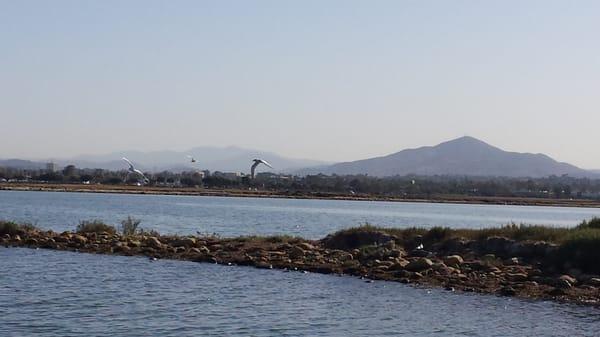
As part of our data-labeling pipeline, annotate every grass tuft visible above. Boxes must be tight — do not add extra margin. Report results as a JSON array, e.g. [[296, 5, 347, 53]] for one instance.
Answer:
[[76, 220, 117, 235]]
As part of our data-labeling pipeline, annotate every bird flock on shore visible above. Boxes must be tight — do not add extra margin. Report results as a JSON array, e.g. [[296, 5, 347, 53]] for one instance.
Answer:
[[121, 156, 273, 185]]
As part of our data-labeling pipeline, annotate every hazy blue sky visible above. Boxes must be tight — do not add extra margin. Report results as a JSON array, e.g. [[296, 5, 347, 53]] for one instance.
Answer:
[[1, 1, 599, 167]]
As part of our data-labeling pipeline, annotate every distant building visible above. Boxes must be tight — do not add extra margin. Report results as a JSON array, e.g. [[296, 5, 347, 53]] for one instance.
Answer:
[[46, 162, 58, 173]]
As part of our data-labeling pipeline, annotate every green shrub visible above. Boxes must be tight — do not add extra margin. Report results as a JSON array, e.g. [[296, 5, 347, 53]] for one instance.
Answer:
[[577, 217, 600, 229], [555, 229, 600, 274], [0, 221, 38, 236], [0, 221, 20, 236], [76, 220, 117, 235], [423, 227, 453, 243], [120, 216, 141, 236]]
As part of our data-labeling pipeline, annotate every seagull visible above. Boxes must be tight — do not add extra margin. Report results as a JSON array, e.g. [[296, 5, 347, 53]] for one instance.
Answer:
[[186, 155, 197, 163], [122, 157, 149, 184], [250, 159, 273, 179]]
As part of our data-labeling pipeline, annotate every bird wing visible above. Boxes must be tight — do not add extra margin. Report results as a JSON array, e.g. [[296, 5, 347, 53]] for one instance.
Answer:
[[259, 160, 273, 168], [122, 157, 134, 170]]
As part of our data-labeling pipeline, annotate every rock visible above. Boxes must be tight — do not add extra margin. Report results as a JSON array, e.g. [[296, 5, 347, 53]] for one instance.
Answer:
[[507, 273, 529, 282], [484, 236, 514, 255], [71, 234, 87, 245], [289, 246, 306, 259], [405, 258, 433, 272], [410, 249, 433, 258], [174, 246, 186, 253], [383, 240, 396, 250], [504, 257, 520, 265], [588, 278, 600, 286], [114, 245, 131, 253], [145, 237, 162, 249], [555, 278, 573, 289], [443, 255, 464, 267], [199, 246, 211, 254], [171, 237, 196, 247], [481, 254, 496, 262], [298, 242, 315, 251], [499, 286, 516, 296], [388, 249, 404, 258], [188, 247, 202, 254], [548, 287, 567, 296], [128, 240, 142, 248], [559, 275, 577, 286], [441, 237, 470, 253], [13, 235, 22, 243], [25, 238, 38, 245]]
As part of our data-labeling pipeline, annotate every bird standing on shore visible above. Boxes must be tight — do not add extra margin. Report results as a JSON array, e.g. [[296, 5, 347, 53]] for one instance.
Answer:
[[122, 157, 149, 184], [250, 159, 273, 179]]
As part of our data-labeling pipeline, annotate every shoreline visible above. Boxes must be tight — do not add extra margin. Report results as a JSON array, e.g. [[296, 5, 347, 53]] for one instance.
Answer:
[[2, 183, 600, 208], [3, 224, 600, 307]]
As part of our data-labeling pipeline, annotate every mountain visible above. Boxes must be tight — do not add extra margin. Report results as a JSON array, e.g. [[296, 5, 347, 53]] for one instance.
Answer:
[[302, 136, 596, 178], [58, 146, 327, 173], [0, 159, 47, 170]]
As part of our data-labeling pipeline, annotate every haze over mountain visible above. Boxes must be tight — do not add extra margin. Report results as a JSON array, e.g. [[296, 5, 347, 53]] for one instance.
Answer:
[[0, 146, 327, 174], [301, 136, 597, 178]]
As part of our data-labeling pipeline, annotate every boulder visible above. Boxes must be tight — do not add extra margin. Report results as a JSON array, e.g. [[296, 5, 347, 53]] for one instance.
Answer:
[[71, 234, 87, 245], [405, 258, 433, 272], [199, 246, 211, 254], [442, 255, 464, 267], [507, 273, 529, 282], [298, 242, 315, 251], [587, 278, 600, 286], [499, 286, 517, 296], [170, 237, 196, 247], [25, 238, 38, 245], [559, 275, 577, 286], [145, 237, 162, 249], [410, 249, 433, 258], [127, 240, 142, 248], [484, 236, 514, 255], [289, 246, 306, 259]]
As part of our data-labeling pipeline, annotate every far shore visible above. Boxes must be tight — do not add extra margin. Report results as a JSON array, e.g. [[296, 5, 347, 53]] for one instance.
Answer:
[[2, 182, 600, 208]]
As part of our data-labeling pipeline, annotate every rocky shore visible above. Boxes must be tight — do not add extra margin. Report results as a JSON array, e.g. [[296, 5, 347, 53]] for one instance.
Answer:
[[2, 225, 600, 306]]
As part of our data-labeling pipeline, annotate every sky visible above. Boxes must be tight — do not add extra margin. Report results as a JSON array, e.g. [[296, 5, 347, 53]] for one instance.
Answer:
[[1, 1, 599, 168]]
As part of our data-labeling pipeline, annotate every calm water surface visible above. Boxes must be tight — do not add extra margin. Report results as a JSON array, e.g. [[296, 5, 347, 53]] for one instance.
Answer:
[[1, 248, 599, 337], [1, 190, 599, 238]]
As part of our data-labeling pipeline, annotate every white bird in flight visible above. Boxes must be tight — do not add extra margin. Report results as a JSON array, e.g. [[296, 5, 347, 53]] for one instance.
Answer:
[[122, 157, 149, 184], [250, 159, 273, 179]]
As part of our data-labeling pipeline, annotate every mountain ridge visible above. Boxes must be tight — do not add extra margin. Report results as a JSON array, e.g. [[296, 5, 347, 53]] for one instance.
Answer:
[[300, 136, 597, 178]]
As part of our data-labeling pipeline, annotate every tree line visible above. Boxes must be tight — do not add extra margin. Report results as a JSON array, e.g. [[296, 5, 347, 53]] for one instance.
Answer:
[[2, 165, 600, 200]]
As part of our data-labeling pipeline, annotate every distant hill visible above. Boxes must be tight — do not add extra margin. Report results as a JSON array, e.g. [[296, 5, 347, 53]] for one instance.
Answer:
[[0, 159, 46, 170], [301, 136, 597, 178]]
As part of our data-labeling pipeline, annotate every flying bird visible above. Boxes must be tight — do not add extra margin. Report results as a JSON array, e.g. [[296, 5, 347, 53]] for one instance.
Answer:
[[122, 157, 149, 184], [250, 159, 273, 179], [186, 155, 197, 163]]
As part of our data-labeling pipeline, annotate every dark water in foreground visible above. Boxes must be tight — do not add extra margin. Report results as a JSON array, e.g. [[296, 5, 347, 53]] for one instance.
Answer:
[[1, 248, 599, 337], [1, 191, 599, 238]]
